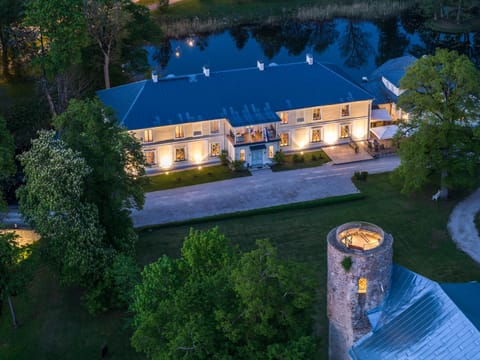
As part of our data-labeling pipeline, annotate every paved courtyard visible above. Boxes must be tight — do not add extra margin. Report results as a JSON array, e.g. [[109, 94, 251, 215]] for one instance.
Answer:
[[132, 156, 400, 227]]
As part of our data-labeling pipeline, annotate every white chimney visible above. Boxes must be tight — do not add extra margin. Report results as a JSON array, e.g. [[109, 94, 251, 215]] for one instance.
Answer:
[[203, 66, 210, 77], [152, 70, 158, 83], [257, 60, 265, 71], [306, 53, 314, 65]]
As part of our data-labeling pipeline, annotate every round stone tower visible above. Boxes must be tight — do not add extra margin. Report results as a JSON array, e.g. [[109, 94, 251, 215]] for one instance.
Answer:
[[327, 221, 393, 360]]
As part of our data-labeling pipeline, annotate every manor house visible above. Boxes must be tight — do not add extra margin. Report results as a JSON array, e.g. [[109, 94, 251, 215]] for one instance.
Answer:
[[97, 55, 375, 171]]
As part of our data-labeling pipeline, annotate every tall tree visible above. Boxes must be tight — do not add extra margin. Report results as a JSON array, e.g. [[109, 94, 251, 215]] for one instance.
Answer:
[[53, 98, 145, 254], [83, 0, 131, 89], [0, 232, 32, 328], [17, 130, 108, 288], [130, 228, 317, 359], [395, 48, 480, 197], [0, 0, 25, 78], [0, 115, 15, 209], [25, 0, 89, 115], [17, 128, 141, 312]]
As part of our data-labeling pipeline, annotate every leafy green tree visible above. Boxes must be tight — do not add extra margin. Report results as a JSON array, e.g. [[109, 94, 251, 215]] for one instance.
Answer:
[[0, 231, 31, 328], [17, 130, 109, 288], [130, 228, 317, 359], [0, 0, 25, 78], [83, 0, 131, 89], [53, 98, 146, 254], [396, 48, 480, 198], [17, 128, 142, 312], [25, 0, 89, 115]]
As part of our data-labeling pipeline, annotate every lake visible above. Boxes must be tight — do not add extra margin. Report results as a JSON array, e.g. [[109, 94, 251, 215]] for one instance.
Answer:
[[147, 14, 478, 82]]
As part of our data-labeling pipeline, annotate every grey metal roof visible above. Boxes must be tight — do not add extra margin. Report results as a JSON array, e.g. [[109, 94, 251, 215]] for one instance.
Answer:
[[97, 62, 373, 130], [361, 55, 416, 106], [350, 265, 480, 360]]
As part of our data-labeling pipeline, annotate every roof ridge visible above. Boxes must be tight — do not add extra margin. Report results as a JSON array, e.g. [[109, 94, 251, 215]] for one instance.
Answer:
[[122, 81, 147, 124], [318, 63, 374, 100], [155, 61, 310, 81]]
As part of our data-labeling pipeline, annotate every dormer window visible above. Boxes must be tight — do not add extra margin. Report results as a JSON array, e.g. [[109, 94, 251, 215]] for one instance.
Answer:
[[144, 129, 153, 142], [341, 104, 350, 117]]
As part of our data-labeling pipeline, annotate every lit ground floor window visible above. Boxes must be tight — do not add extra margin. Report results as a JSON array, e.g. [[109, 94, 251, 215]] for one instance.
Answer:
[[175, 147, 186, 161]]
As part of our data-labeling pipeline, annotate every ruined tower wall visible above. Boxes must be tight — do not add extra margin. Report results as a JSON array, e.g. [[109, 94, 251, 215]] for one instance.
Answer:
[[327, 222, 393, 360]]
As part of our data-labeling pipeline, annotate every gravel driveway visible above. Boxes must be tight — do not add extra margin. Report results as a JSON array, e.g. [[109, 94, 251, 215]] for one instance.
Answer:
[[132, 156, 400, 227]]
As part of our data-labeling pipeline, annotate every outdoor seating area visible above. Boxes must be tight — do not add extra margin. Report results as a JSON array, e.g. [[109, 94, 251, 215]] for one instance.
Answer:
[[227, 126, 278, 145], [365, 138, 396, 157]]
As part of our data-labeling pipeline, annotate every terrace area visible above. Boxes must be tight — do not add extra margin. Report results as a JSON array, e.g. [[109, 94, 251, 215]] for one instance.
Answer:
[[227, 125, 279, 145]]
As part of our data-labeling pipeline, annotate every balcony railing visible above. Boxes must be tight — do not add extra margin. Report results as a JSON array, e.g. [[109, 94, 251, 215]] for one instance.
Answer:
[[227, 127, 279, 145]]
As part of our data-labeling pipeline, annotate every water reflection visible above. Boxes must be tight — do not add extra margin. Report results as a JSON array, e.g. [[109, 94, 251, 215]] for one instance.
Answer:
[[374, 17, 409, 66], [338, 20, 373, 68], [147, 11, 479, 81]]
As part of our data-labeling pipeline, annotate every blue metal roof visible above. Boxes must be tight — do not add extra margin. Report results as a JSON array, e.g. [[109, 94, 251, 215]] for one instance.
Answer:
[[97, 62, 373, 130], [361, 55, 417, 106], [350, 265, 480, 360]]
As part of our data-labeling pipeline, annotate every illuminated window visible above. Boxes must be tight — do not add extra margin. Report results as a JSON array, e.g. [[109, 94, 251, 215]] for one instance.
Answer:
[[211, 143, 220, 157], [268, 145, 274, 158], [341, 104, 350, 117], [210, 120, 220, 134], [313, 108, 321, 121], [280, 112, 288, 124], [193, 123, 202, 136], [144, 129, 153, 142], [175, 126, 184, 139], [175, 148, 186, 161], [340, 124, 350, 139], [280, 133, 289, 147], [296, 110, 304, 123], [239, 149, 245, 161], [144, 150, 155, 165], [358, 278, 367, 294], [312, 128, 322, 143]]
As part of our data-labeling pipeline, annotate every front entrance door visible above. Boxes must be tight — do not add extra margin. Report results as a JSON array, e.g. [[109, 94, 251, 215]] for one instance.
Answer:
[[251, 150, 263, 166]]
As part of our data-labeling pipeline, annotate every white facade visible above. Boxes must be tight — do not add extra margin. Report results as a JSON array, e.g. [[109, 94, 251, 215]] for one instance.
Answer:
[[134, 99, 372, 172]]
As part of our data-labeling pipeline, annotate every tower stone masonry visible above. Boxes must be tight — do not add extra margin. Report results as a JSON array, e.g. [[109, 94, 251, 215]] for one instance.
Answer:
[[327, 222, 393, 360]]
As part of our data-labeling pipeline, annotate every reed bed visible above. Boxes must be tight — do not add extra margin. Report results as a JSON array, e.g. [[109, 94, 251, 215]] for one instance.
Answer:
[[160, 0, 415, 38]]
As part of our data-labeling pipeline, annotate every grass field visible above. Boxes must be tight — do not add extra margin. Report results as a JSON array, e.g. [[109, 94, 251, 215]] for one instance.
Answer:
[[143, 164, 250, 192], [2, 173, 479, 359]]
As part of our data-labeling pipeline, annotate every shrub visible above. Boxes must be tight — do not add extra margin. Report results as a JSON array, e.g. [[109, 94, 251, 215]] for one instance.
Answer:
[[354, 171, 368, 181], [292, 154, 305, 163], [230, 160, 245, 172], [341, 256, 352, 272], [273, 150, 286, 165], [219, 150, 229, 166], [311, 154, 317, 161]]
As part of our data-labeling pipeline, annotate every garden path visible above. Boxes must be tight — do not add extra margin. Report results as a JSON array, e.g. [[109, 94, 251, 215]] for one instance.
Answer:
[[448, 188, 480, 264]]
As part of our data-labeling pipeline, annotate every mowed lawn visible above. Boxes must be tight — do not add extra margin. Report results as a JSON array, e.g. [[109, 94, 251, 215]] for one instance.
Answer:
[[2, 173, 480, 359], [143, 164, 250, 192]]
